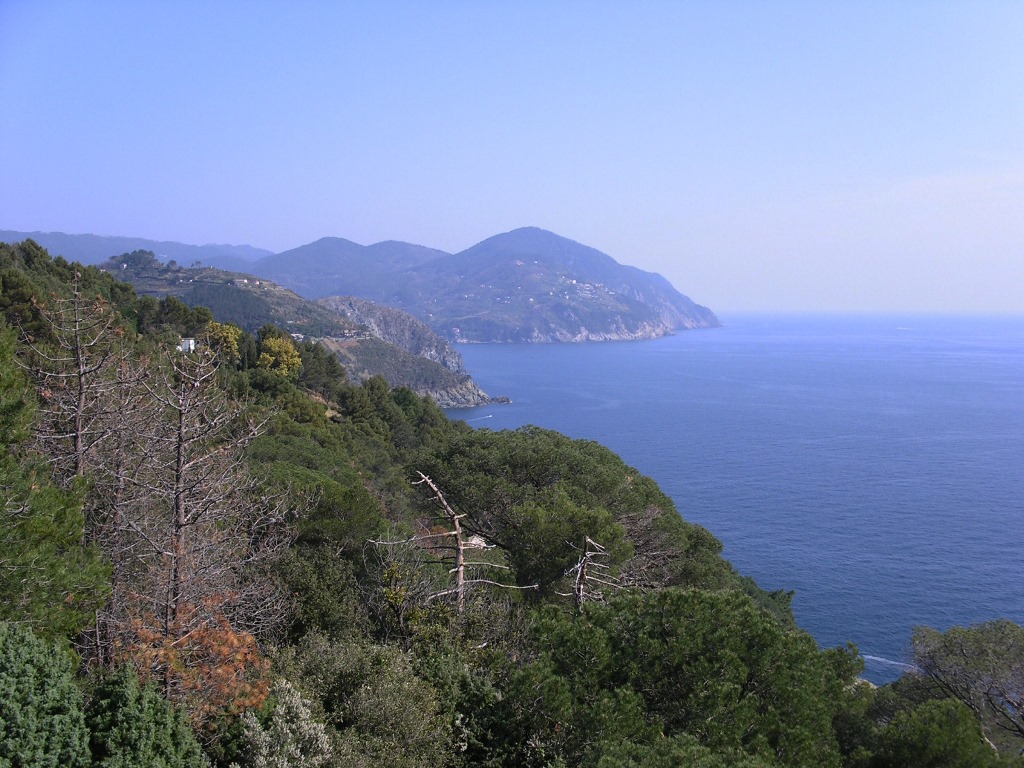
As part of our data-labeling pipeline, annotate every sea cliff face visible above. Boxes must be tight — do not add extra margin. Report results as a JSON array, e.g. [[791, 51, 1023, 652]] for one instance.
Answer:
[[315, 296, 504, 406], [518, 320, 675, 344], [419, 376, 509, 409], [315, 334, 504, 409], [317, 296, 468, 372]]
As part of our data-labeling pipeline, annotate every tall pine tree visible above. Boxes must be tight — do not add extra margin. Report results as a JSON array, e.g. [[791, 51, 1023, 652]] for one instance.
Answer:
[[0, 321, 108, 638]]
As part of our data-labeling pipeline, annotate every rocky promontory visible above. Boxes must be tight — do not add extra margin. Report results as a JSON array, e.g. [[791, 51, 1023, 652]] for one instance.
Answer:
[[316, 296, 507, 407]]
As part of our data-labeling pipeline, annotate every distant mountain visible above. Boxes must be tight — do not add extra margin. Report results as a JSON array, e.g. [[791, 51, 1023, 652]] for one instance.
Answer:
[[5, 227, 719, 343], [0, 230, 272, 271], [254, 238, 448, 299], [396, 227, 719, 342], [251, 227, 719, 342]]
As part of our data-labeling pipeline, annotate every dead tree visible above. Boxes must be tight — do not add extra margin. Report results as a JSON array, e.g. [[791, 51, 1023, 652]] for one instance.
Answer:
[[17, 274, 129, 484], [616, 504, 695, 590], [370, 472, 536, 617], [86, 351, 163, 666], [559, 536, 622, 610], [14, 281, 158, 664], [142, 345, 285, 627], [109, 342, 293, 716]]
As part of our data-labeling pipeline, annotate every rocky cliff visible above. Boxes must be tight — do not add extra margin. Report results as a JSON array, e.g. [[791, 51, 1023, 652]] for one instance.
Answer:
[[316, 337, 501, 409], [317, 296, 467, 372]]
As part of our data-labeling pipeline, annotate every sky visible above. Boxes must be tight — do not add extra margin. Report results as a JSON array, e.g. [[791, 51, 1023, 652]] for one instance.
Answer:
[[2, 2, 1023, 313]]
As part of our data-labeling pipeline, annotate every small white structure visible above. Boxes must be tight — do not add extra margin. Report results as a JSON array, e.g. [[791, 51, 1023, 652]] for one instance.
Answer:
[[177, 337, 197, 353]]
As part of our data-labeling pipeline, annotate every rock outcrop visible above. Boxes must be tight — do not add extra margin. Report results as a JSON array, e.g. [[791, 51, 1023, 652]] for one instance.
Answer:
[[317, 296, 467, 372]]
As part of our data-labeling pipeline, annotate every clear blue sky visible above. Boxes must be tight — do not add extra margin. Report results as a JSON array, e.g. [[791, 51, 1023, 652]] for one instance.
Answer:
[[2, 1, 1022, 312]]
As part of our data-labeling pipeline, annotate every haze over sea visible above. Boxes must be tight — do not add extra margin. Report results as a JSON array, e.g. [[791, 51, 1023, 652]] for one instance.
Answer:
[[448, 314, 1024, 684]]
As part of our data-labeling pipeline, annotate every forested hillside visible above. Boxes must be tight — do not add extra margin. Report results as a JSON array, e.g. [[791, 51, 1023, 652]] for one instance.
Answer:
[[92, 249, 497, 407], [1, 239, 1021, 767]]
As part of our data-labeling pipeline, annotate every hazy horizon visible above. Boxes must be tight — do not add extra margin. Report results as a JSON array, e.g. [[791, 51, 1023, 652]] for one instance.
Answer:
[[2, 3, 1022, 313]]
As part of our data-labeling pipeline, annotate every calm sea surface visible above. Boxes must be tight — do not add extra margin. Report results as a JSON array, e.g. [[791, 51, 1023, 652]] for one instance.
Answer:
[[446, 314, 1024, 684]]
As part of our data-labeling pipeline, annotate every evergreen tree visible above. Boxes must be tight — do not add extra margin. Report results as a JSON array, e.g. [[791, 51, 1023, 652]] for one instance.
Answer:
[[0, 622, 91, 768], [86, 665, 210, 768], [0, 322, 109, 637], [912, 620, 1024, 750], [872, 698, 1004, 768]]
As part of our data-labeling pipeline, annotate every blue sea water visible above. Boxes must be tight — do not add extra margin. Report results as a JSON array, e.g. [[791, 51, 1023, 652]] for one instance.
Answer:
[[447, 314, 1024, 684]]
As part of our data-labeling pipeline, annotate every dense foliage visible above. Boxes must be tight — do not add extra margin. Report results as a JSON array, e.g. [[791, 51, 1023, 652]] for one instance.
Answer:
[[1, 239, 1021, 767], [86, 666, 210, 767], [0, 622, 91, 768]]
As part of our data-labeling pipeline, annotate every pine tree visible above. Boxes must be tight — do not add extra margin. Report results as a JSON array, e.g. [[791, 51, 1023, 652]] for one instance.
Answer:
[[18, 272, 127, 484], [116, 342, 291, 724], [0, 322, 109, 637], [86, 665, 210, 768], [0, 622, 91, 768]]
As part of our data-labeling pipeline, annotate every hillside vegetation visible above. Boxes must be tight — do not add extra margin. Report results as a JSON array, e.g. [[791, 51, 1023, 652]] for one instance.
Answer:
[[1, 238, 1021, 767], [93, 250, 497, 407]]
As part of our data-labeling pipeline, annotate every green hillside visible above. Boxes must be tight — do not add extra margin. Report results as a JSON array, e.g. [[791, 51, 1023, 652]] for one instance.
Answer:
[[96, 250, 497, 406]]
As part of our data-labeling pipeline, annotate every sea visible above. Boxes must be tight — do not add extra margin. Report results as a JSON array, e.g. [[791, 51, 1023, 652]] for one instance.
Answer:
[[446, 314, 1024, 684]]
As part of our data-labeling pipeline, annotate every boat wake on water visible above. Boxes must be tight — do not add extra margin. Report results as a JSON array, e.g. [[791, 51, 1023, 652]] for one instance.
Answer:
[[862, 654, 918, 672]]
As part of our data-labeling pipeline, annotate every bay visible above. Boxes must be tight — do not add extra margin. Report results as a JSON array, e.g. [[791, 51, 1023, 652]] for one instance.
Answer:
[[446, 314, 1024, 684]]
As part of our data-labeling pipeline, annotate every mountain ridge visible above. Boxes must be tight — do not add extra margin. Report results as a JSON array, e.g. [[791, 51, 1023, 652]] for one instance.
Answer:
[[254, 226, 719, 342], [0, 230, 271, 271]]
